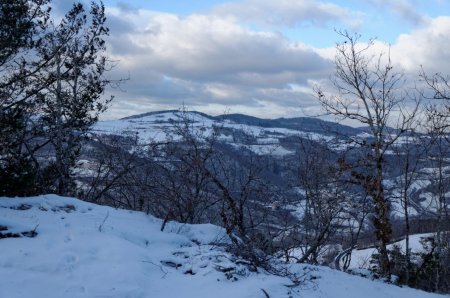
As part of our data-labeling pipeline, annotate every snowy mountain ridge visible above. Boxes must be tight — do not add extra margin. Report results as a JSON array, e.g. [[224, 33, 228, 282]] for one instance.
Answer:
[[93, 110, 364, 156]]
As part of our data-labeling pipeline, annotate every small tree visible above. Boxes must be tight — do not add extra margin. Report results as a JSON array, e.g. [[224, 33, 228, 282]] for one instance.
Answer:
[[79, 133, 141, 206], [156, 110, 219, 227], [390, 127, 425, 284], [290, 136, 346, 264]]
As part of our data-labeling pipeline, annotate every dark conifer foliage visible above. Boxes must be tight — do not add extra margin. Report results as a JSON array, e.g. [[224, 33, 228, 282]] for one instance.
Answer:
[[32, 2, 112, 195], [0, 0, 50, 196], [0, 0, 111, 196]]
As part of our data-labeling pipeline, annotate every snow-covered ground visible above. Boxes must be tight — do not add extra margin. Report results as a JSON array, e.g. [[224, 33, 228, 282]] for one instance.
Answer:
[[0, 195, 444, 298], [349, 233, 434, 270]]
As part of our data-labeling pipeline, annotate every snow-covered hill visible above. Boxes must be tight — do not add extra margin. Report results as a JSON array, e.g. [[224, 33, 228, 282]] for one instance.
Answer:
[[0, 195, 443, 298], [93, 110, 357, 156]]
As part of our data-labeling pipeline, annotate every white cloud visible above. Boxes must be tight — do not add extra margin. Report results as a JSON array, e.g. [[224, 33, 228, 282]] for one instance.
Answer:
[[366, 0, 429, 26], [103, 7, 334, 119], [100, 0, 450, 121], [109, 11, 329, 78], [392, 16, 450, 73], [211, 0, 364, 29], [314, 17, 450, 80]]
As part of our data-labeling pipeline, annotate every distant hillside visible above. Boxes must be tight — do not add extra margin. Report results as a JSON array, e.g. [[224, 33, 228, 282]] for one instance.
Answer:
[[120, 110, 362, 136], [214, 113, 362, 135], [121, 110, 216, 121]]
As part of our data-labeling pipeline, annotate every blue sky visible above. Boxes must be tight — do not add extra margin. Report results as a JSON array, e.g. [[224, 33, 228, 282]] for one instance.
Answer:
[[101, 0, 450, 45], [62, 0, 450, 119]]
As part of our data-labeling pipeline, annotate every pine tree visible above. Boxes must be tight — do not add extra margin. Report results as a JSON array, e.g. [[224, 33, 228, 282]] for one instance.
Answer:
[[0, 1, 113, 196], [32, 1, 112, 195], [0, 0, 50, 196]]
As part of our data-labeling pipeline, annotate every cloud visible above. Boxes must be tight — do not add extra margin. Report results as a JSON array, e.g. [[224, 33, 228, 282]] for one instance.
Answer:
[[115, 2, 140, 14], [100, 2, 450, 121], [391, 16, 450, 73], [367, 0, 429, 26], [103, 7, 334, 119], [211, 0, 364, 29], [315, 16, 450, 81], [118, 13, 328, 79]]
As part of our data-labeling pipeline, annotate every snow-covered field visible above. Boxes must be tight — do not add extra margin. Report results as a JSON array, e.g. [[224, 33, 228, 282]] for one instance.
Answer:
[[0, 195, 444, 298]]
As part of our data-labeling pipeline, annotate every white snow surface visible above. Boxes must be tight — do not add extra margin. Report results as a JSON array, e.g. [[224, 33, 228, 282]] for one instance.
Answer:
[[0, 195, 444, 298], [349, 233, 435, 270]]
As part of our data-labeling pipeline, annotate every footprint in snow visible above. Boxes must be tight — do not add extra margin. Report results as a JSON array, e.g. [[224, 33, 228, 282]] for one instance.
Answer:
[[65, 285, 86, 294], [64, 255, 77, 264], [61, 254, 78, 272]]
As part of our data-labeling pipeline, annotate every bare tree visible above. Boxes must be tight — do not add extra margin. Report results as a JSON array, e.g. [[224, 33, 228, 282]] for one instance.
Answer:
[[78, 133, 141, 206], [314, 31, 418, 276], [419, 67, 450, 292], [156, 111, 220, 228], [163, 110, 282, 265], [423, 123, 450, 292], [287, 136, 346, 264], [390, 127, 425, 284]]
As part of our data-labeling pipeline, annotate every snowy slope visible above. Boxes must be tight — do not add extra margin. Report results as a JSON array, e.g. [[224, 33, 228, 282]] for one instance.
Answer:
[[92, 110, 338, 155], [0, 195, 444, 298], [93, 110, 427, 159]]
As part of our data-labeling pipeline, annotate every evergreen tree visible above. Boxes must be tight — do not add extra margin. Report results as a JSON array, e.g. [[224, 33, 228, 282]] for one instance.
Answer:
[[0, 1, 112, 196], [32, 1, 111, 195], [0, 0, 50, 196]]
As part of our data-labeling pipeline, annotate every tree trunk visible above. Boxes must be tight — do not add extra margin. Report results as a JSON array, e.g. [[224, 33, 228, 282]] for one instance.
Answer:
[[373, 156, 391, 277]]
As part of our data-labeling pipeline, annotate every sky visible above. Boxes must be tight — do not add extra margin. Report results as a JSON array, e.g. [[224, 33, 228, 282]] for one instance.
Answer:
[[54, 0, 450, 120]]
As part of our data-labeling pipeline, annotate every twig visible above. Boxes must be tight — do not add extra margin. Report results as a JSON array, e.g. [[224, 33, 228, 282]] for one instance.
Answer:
[[98, 211, 109, 232], [261, 288, 270, 298], [142, 260, 168, 278]]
